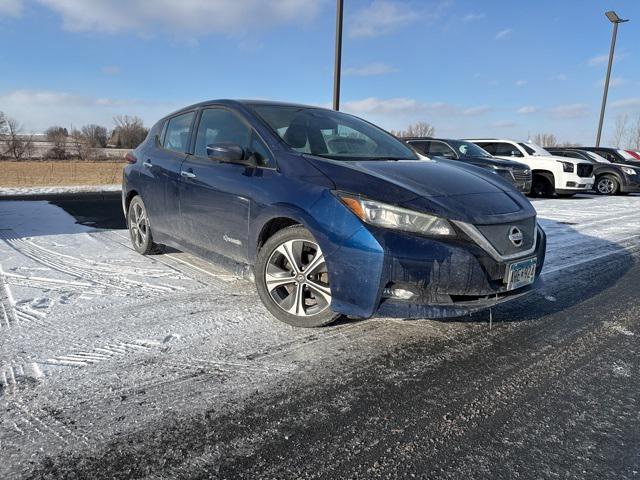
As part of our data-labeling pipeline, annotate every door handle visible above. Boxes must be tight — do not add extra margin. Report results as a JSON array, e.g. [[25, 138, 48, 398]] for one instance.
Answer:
[[181, 170, 197, 179], [143, 160, 153, 168]]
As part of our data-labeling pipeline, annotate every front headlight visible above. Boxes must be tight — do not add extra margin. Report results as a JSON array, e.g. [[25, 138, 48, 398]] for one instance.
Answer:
[[337, 193, 456, 237], [557, 160, 575, 173], [622, 167, 638, 175]]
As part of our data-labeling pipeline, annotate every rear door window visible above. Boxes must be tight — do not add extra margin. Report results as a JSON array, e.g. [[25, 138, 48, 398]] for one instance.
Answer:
[[163, 112, 195, 153]]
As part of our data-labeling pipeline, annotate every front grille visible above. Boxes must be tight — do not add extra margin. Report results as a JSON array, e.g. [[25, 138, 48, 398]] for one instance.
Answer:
[[577, 164, 594, 177], [512, 168, 532, 192], [475, 217, 536, 257]]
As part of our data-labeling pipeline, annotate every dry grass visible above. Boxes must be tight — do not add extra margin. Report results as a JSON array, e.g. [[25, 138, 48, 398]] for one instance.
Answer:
[[0, 160, 124, 187]]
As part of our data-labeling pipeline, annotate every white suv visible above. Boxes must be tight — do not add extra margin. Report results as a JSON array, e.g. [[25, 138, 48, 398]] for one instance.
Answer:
[[466, 139, 595, 197]]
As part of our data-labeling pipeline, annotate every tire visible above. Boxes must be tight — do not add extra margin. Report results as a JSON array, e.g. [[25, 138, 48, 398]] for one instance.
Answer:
[[531, 175, 555, 198], [255, 225, 340, 327], [127, 195, 163, 255], [595, 175, 620, 195]]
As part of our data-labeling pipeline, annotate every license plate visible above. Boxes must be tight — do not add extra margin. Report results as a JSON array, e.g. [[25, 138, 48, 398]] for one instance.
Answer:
[[505, 258, 537, 291]]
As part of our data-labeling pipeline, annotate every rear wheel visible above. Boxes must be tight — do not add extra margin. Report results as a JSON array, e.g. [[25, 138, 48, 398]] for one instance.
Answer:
[[255, 225, 340, 327], [531, 175, 555, 197], [127, 196, 163, 255], [595, 175, 620, 195]]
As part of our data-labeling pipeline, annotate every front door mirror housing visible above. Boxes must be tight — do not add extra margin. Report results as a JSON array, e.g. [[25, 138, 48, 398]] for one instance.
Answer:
[[206, 143, 255, 166]]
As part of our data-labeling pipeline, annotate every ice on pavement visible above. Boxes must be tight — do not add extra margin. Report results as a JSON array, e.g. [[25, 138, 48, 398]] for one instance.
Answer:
[[0, 194, 639, 473]]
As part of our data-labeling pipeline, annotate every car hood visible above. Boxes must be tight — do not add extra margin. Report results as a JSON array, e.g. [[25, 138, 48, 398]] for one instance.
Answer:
[[462, 155, 529, 169], [303, 155, 535, 224]]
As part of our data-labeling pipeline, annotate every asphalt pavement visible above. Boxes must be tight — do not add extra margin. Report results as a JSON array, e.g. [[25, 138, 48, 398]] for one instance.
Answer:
[[0, 194, 638, 480]]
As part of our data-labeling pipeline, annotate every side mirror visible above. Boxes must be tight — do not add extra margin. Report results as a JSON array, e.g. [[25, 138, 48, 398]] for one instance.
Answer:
[[206, 143, 254, 166]]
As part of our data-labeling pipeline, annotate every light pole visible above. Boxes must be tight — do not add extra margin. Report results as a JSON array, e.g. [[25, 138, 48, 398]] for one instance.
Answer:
[[333, 0, 344, 111], [596, 10, 629, 147]]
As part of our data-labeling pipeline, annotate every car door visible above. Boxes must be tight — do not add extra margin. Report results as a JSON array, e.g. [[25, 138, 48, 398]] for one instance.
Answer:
[[141, 111, 195, 235], [178, 107, 261, 263]]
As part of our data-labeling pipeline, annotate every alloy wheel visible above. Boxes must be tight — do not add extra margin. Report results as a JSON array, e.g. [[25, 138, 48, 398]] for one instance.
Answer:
[[265, 239, 331, 317], [129, 202, 149, 249], [597, 178, 615, 195]]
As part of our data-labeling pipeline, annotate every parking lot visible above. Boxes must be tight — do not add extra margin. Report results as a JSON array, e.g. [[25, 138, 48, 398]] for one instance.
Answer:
[[1, 193, 640, 479]]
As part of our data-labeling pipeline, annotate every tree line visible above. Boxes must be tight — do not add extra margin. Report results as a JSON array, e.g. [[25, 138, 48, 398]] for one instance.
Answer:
[[391, 116, 640, 150], [0, 112, 149, 160]]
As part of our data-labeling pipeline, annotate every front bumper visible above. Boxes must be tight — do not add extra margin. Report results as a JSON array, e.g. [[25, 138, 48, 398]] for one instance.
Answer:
[[557, 171, 594, 192], [620, 174, 640, 193], [325, 222, 546, 319]]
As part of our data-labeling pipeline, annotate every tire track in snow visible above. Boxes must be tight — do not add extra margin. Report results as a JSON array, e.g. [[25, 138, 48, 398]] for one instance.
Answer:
[[0, 230, 181, 296], [43, 339, 161, 367], [8, 400, 90, 447]]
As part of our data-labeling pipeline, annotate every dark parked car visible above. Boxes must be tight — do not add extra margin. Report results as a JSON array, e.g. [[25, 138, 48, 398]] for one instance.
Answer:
[[123, 100, 546, 327], [547, 148, 640, 195], [578, 147, 640, 166], [404, 137, 532, 193]]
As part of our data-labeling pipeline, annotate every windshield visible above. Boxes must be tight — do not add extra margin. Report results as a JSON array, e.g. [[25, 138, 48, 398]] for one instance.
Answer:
[[585, 151, 610, 163], [250, 105, 418, 160], [519, 142, 551, 156], [447, 140, 492, 157]]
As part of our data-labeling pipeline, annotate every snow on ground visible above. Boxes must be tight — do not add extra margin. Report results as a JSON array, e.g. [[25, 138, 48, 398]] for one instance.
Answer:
[[0, 184, 120, 197], [0, 193, 639, 476]]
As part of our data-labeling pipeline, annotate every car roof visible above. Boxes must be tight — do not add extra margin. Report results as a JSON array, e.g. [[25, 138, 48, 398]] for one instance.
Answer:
[[162, 99, 333, 120]]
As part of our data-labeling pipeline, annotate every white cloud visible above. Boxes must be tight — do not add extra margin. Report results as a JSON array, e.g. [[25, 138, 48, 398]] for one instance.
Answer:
[[495, 28, 512, 40], [462, 12, 485, 23], [349, 0, 420, 38], [101, 65, 121, 75], [549, 103, 589, 119], [610, 97, 640, 108], [349, 0, 452, 38], [344, 63, 398, 76], [343, 97, 455, 117], [35, 0, 321, 35], [463, 105, 490, 116], [0, 89, 179, 132], [0, 0, 22, 16], [588, 52, 628, 67], [517, 106, 537, 114], [515, 80, 527, 87]]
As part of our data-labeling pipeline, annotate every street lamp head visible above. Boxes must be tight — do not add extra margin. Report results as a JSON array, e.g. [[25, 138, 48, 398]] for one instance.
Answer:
[[605, 11, 629, 23]]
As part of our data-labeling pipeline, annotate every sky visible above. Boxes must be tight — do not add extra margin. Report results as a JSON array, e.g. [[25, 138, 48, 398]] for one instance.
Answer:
[[0, 0, 639, 145]]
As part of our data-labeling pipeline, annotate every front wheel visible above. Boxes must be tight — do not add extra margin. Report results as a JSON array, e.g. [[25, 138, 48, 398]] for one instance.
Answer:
[[531, 175, 555, 198], [595, 175, 620, 195], [255, 225, 340, 327]]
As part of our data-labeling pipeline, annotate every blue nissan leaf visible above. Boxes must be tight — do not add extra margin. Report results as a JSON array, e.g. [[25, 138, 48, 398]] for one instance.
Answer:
[[122, 100, 546, 327]]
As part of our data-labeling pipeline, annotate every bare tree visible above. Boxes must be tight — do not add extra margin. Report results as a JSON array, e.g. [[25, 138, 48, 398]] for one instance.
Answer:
[[391, 122, 435, 138], [531, 133, 558, 148], [81, 124, 108, 148], [1, 115, 34, 160], [626, 114, 640, 151], [111, 115, 148, 148], [45, 126, 69, 159], [611, 113, 629, 148], [69, 129, 94, 160]]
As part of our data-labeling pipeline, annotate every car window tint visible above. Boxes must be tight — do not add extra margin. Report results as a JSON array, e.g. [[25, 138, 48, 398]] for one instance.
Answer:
[[429, 141, 456, 158], [163, 112, 195, 153], [249, 134, 274, 168], [563, 151, 585, 159], [407, 141, 430, 155], [494, 143, 522, 156], [195, 109, 250, 158], [476, 142, 496, 154]]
